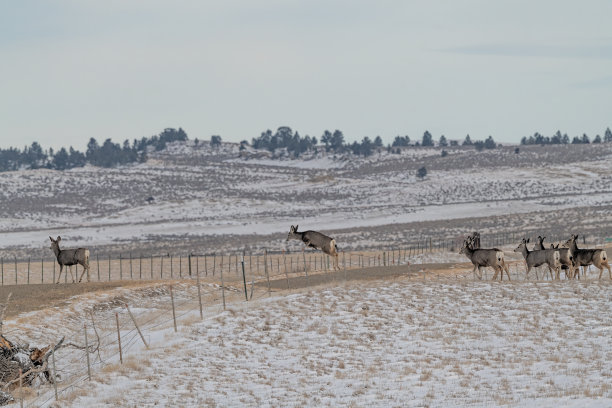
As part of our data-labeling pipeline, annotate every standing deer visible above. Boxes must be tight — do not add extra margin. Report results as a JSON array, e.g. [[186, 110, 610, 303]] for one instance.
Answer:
[[49, 236, 90, 283], [286, 225, 339, 270], [563, 234, 610, 279], [459, 236, 510, 280], [535, 236, 575, 279], [514, 238, 561, 280]]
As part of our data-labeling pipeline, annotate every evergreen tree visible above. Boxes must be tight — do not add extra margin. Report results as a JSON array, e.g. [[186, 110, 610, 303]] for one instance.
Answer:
[[439, 135, 448, 147], [422, 131, 434, 146], [605, 127, 612, 143], [463, 134, 473, 145], [593, 135, 602, 143]]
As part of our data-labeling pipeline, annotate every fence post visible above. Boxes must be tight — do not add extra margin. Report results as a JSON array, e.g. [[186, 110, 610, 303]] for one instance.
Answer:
[[19, 368, 23, 408], [170, 285, 177, 333], [196, 263, 203, 320], [130, 252, 133, 279], [188, 254, 192, 277], [160, 255, 164, 279], [84, 324, 91, 381], [139, 254, 142, 280], [27, 258, 30, 285], [108, 254, 111, 281], [264, 250, 270, 295], [241, 255, 248, 301], [119, 253, 123, 281], [15, 257, 17, 285], [204, 255, 207, 277], [220, 265, 226, 311], [170, 255, 173, 278], [115, 312, 123, 364], [97, 254, 100, 281], [41, 258, 44, 284], [52, 348, 58, 400], [125, 304, 149, 348], [179, 255, 182, 278], [150, 255, 153, 279], [2, 258, 4, 286]]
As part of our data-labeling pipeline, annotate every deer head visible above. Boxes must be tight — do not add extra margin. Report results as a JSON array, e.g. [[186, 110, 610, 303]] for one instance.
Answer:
[[514, 238, 528, 254], [287, 225, 300, 241]]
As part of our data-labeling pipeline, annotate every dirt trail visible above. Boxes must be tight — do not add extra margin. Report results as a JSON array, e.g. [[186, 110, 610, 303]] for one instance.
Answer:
[[0, 261, 473, 319], [0, 281, 153, 319]]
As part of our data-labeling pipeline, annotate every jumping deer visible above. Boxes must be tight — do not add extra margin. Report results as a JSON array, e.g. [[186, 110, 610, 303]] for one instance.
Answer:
[[563, 234, 610, 279], [535, 236, 575, 279], [49, 236, 90, 283], [459, 236, 510, 280], [286, 225, 339, 270], [514, 238, 561, 280]]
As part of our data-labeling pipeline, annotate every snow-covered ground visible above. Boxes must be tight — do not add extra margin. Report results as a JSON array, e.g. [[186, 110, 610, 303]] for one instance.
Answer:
[[1, 142, 611, 257], [7, 277, 612, 407]]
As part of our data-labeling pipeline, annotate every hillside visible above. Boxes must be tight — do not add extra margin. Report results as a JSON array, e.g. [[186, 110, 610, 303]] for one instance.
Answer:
[[0, 142, 611, 259]]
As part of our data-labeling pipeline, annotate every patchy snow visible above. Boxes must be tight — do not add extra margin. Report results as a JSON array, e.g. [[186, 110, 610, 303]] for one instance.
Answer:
[[9, 278, 612, 407]]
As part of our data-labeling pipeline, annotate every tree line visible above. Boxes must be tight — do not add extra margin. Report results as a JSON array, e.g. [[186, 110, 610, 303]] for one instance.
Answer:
[[0, 128, 187, 172], [3, 126, 611, 172], [520, 128, 612, 145]]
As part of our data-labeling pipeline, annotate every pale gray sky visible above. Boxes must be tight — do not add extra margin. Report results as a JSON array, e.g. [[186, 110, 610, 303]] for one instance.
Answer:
[[2, 1, 611, 150]]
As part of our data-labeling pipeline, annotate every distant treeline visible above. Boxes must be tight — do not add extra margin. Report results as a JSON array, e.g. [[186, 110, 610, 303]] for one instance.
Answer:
[[3, 126, 612, 172], [0, 128, 187, 172], [520, 129, 612, 145]]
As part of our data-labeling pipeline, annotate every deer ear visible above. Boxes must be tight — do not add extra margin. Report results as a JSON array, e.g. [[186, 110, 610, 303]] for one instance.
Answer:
[[543, 236, 546, 241], [295, 225, 298, 231], [57, 236, 61, 242], [526, 238, 530, 243], [49, 236, 54, 242]]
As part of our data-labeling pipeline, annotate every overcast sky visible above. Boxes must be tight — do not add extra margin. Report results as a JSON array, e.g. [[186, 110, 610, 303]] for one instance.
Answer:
[[2, 1, 611, 150]]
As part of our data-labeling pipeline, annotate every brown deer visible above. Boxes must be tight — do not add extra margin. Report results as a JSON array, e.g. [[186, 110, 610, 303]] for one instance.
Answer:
[[49, 236, 90, 283], [287, 225, 339, 270]]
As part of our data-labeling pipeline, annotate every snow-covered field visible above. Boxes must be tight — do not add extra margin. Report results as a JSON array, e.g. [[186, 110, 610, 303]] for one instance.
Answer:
[[8, 277, 612, 407], [1, 142, 611, 258]]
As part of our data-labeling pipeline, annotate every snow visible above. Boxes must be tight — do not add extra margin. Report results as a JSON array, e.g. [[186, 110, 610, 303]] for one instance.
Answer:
[[7, 278, 612, 407]]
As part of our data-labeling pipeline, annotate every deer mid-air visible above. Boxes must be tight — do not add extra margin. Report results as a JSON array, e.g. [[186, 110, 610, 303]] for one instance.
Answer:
[[514, 238, 561, 280], [459, 235, 510, 280], [49, 236, 90, 283], [535, 236, 575, 279], [563, 234, 611, 279], [287, 225, 339, 270]]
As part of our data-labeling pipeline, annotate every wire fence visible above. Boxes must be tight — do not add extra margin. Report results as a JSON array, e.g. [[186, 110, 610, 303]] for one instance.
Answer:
[[1, 231, 610, 286], [2, 232, 611, 406]]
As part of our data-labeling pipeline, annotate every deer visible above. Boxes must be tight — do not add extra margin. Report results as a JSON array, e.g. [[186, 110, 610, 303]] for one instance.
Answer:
[[286, 225, 339, 270], [535, 236, 575, 279], [514, 238, 561, 280], [49, 236, 90, 283], [459, 236, 510, 280], [563, 234, 610, 279]]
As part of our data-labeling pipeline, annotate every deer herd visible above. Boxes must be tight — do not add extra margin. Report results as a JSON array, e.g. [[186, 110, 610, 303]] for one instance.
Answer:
[[47, 228, 610, 285], [460, 232, 611, 281]]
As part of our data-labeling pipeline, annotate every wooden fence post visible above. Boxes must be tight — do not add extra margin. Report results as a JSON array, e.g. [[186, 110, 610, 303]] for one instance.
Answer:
[[130, 252, 133, 279], [264, 250, 270, 295], [108, 254, 111, 282], [119, 253, 123, 281], [125, 304, 149, 348], [241, 255, 248, 301], [84, 324, 91, 380], [52, 348, 58, 400], [196, 264, 203, 320], [115, 312, 123, 364], [220, 265, 226, 311]]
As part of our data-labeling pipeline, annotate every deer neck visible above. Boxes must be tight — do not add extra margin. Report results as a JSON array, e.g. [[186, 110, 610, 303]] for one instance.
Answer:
[[51, 245, 61, 258]]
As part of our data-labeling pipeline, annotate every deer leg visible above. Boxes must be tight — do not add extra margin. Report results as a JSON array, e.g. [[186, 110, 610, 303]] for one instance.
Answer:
[[78, 264, 89, 283], [56, 265, 63, 284], [68, 266, 75, 283], [492, 266, 499, 281]]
